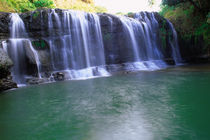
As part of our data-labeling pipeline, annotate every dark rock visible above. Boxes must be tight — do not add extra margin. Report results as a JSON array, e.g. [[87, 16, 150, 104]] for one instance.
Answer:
[[164, 59, 175, 65], [99, 13, 135, 64], [0, 12, 10, 39], [26, 77, 48, 85], [43, 71, 51, 78], [178, 33, 209, 63], [53, 72, 65, 81], [0, 47, 13, 78], [0, 46, 17, 92], [0, 76, 17, 92]]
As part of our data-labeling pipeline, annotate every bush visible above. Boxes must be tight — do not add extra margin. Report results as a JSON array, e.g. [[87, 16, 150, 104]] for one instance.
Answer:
[[33, 0, 54, 8]]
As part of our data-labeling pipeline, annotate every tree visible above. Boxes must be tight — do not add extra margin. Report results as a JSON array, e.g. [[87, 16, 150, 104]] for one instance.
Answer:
[[162, 0, 209, 14]]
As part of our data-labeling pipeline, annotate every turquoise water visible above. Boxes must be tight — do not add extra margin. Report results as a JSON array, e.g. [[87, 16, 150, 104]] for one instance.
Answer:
[[1, 68, 210, 140]]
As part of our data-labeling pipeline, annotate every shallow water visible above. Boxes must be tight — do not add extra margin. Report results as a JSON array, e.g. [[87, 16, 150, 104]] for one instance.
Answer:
[[1, 67, 210, 140]]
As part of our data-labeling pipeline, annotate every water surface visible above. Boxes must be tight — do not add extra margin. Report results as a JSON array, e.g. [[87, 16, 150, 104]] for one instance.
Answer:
[[1, 67, 210, 140]]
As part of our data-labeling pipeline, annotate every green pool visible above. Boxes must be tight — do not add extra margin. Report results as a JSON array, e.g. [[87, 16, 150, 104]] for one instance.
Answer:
[[1, 66, 210, 140]]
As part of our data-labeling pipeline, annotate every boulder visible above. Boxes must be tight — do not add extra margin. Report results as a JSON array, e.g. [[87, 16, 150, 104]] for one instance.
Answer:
[[53, 72, 65, 81], [0, 76, 17, 92]]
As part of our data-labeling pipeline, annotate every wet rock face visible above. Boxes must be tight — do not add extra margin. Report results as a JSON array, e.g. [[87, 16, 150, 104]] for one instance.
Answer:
[[0, 12, 10, 39], [99, 13, 138, 64], [20, 9, 72, 38], [0, 47, 17, 92], [30, 39, 51, 68], [178, 34, 209, 63], [152, 12, 176, 59], [99, 12, 183, 64], [0, 47, 13, 78], [20, 9, 50, 38]]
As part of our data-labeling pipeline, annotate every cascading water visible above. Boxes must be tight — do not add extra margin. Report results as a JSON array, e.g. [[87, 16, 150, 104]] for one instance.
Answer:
[[1, 9, 182, 85], [134, 12, 182, 63], [167, 21, 182, 63], [110, 12, 169, 71], [46, 9, 109, 80], [119, 16, 141, 61], [3, 13, 42, 84]]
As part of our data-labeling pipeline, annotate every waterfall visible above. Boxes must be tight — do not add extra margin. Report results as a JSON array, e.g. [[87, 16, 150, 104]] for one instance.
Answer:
[[2, 41, 8, 54], [134, 12, 182, 64], [167, 21, 182, 63], [119, 16, 141, 61], [1, 10, 182, 85], [46, 9, 109, 80], [109, 13, 168, 71], [3, 13, 42, 84]]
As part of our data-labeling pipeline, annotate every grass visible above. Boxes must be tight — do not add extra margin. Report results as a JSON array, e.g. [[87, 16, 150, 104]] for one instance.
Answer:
[[0, 0, 107, 13]]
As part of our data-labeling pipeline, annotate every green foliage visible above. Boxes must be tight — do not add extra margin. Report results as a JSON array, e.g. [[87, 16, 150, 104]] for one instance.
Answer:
[[162, 0, 185, 6], [1, 0, 106, 13], [159, 20, 168, 49], [32, 40, 47, 49], [0, 0, 54, 12], [2, 0, 36, 12], [33, 10, 39, 18], [127, 12, 134, 17], [194, 22, 210, 46], [159, 5, 175, 16], [160, 0, 210, 50], [33, 0, 54, 8]]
